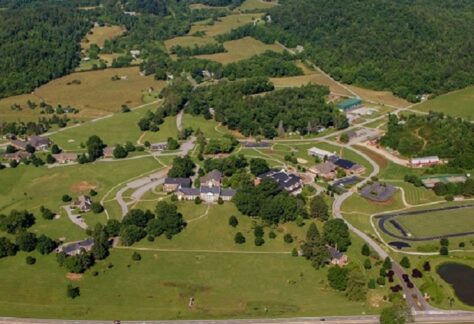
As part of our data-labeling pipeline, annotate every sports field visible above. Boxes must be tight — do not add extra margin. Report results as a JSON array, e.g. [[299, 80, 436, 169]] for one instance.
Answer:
[[197, 37, 282, 64], [396, 207, 474, 238], [413, 86, 474, 120]]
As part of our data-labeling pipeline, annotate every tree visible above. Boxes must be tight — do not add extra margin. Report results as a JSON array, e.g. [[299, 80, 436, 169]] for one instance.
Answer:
[[168, 155, 195, 178], [46, 154, 56, 164], [63, 251, 94, 273], [323, 219, 351, 251], [249, 158, 270, 176], [361, 243, 370, 256], [0, 237, 18, 258], [120, 225, 146, 246], [147, 202, 186, 239], [440, 246, 449, 256], [301, 223, 329, 269], [234, 232, 245, 244], [440, 238, 449, 247], [113, 145, 128, 159], [346, 266, 367, 301], [91, 224, 110, 260], [40, 206, 55, 220], [363, 258, 372, 270], [283, 233, 293, 243], [254, 236, 265, 246], [400, 256, 411, 269], [86, 135, 105, 161], [62, 194, 72, 202], [91, 202, 104, 214], [254, 225, 264, 238], [380, 304, 409, 324], [104, 219, 121, 237], [124, 141, 136, 152], [327, 266, 349, 291], [36, 235, 57, 255], [310, 195, 329, 221], [122, 209, 154, 228], [66, 285, 80, 299], [383, 257, 392, 270], [25, 144, 35, 153], [51, 144, 61, 154], [167, 137, 180, 150], [0, 210, 35, 234], [228, 215, 238, 227]]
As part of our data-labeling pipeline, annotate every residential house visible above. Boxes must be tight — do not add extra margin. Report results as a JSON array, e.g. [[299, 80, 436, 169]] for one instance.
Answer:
[[200, 187, 221, 203], [3, 151, 32, 162], [410, 156, 441, 168], [103, 146, 114, 158], [53, 153, 77, 164], [200, 170, 222, 188], [150, 142, 167, 152], [58, 238, 95, 256], [72, 195, 92, 212], [257, 169, 303, 192], [308, 147, 337, 160], [333, 158, 365, 175], [220, 188, 237, 201], [310, 161, 337, 180], [11, 135, 50, 151], [163, 178, 192, 193], [328, 246, 348, 266]]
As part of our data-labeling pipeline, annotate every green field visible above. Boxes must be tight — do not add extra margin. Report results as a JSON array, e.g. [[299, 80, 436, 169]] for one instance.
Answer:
[[414, 86, 474, 120], [395, 207, 474, 238], [386, 181, 443, 206], [236, 0, 278, 11], [341, 191, 405, 216], [181, 113, 228, 138]]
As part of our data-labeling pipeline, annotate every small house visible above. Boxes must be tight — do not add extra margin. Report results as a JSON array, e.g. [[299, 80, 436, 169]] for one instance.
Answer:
[[150, 142, 167, 152], [257, 169, 303, 193], [308, 147, 337, 160], [58, 238, 94, 256], [328, 246, 348, 266], [310, 161, 337, 180], [410, 156, 441, 168], [103, 146, 114, 158], [3, 151, 32, 162], [53, 153, 77, 164], [333, 158, 365, 175], [72, 195, 92, 212]]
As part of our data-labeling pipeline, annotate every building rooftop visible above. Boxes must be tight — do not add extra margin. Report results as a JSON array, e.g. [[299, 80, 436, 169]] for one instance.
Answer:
[[164, 178, 191, 186], [336, 98, 362, 111]]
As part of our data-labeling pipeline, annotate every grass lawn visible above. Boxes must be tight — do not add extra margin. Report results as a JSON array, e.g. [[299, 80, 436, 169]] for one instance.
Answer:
[[395, 206, 474, 238], [271, 73, 353, 97], [0, 157, 162, 240], [346, 85, 410, 108], [181, 113, 226, 138], [386, 181, 443, 206], [341, 191, 405, 216], [141, 115, 178, 143], [21, 67, 165, 119], [235, 0, 278, 11], [413, 86, 474, 120], [189, 14, 259, 37], [197, 37, 282, 65], [50, 103, 160, 150], [81, 25, 125, 50], [0, 246, 378, 320]]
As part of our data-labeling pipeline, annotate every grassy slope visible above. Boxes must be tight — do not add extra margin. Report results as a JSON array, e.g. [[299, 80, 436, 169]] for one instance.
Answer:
[[414, 86, 474, 120]]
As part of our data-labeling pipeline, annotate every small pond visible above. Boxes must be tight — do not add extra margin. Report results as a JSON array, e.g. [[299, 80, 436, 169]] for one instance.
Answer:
[[437, 263, 474, 306]]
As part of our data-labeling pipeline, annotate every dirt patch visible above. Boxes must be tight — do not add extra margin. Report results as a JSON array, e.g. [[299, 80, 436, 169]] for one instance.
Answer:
[[354, 144, 389, 169], [368, 291, 386, 308], [66, 273, 83, 281], [70, 181, 97, 193]]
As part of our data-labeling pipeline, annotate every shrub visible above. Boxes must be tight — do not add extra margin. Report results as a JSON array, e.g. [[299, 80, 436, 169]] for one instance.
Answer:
[[254, 226, 264, 238], [291, 248, 298, 256], [368, 279, 376, 289], [439, 246, 449, 256], [217, 197, 224, 205], [269, 231, 277, 239], [25, 256, 36, 265], [423, 261, 431, 271], [89, 189, 98, 196], [132, 252, 142, 261], [363, 258, 372, 270], [412, 268, 423, 278], [377, 276, 386, 286], [91, 202, 104, 214], [361, 243, 370, 256], [228, 215, 238, 227], [66, 284, 80, 299], [400, 256, 411, 268], [194, 197, 202, 204], [62, 194, 72, 202]]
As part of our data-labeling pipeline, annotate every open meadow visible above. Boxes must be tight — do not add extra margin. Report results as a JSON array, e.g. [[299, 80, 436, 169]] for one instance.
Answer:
[[189, 14, 258, 37], [235, 0, 278, 11], [413, 86, 474, 120], [197, 37, 282, 65], [80, 25, 125, 50]]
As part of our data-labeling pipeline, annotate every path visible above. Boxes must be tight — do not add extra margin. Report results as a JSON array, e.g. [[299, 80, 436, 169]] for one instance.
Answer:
[[62, 206, 88, 230], [176, 109, 184, 132], [116, 246, 291, 255]]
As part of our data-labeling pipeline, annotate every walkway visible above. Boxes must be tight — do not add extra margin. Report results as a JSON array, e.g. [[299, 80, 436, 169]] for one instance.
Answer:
[[62, 206, 88, 230]]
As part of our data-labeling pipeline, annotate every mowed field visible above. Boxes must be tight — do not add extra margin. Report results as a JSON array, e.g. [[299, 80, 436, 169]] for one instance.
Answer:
[[189, 13, 258, 37], [0, 246, 378, 320], [236, 0, 278, 11], [164, 35, 217, 52], [271, 73, 354, 97], [396, 207, 474, 238], [414, 86, 474, 120], [196, 37, 283, 65], [0, 67, 166, 122], [346, 85, 410, 108], [81, 25, 125, 50]]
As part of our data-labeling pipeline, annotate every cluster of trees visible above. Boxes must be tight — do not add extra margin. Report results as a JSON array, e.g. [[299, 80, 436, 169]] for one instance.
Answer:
[[170, 43, 226, 57], [222, 51, 303, 79], [260, 0, 474, 101], [381, 113, 474, 169], [0, 210, 57, 259], [0, 4, 91, 98], [190, 0, 245, 9], [327, 264, 367, 302], [233, 178, 306, 223], [405, 174, 474, 199], [168, 155, 196, 178], [0, 114, 70, 137], [203, 134, 239, 155]]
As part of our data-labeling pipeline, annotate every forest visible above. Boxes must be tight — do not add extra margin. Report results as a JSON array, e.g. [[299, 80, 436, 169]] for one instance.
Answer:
[[381, 113, 474, 169], [243, 0, 474, 101], [0, 4, 91, 98], [186, 79, 347, 138]]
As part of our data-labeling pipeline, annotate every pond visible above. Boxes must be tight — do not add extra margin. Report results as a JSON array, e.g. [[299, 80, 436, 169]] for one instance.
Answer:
[[437, 263, 474, 306]]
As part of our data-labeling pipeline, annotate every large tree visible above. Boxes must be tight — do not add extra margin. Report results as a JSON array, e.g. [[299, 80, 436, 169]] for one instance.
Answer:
[[323, 219, 351, 252]]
